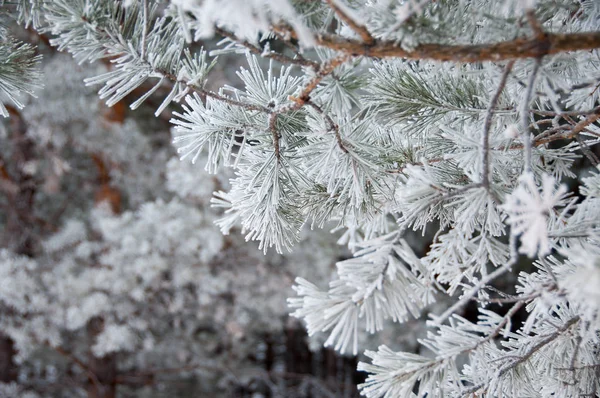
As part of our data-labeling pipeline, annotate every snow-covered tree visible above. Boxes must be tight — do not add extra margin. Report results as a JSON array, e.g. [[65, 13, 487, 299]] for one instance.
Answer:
[[2, 0, 600, 396]]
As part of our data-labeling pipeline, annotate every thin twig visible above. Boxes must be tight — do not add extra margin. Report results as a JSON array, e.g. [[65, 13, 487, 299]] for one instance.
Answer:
[[304, 100, 348, 153], [53, 346, 102, 393], [202, 89, 271, 113], [525, 9, 545, 41], [141, 0, 149, 59], [472, 291, 542, 304], [462, 317, 580, 396], [433, 260, 515, 326], [576, 135, 600, 166], [531, 107, 600, 117], [432, 183, 483, 205], [269, 113, 281, 161], [324, 0, 375, 45], [481, 61, 514, 188], [531, 107, 600, 146], [289, 54, 351, 106], [521, 59, 541, 173], [566, 108, 600, 138], [157, 67, 272, 113], [379, 298, 529, 393]]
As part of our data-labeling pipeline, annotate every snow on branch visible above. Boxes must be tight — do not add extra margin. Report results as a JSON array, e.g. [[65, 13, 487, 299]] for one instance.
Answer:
[[0, 37, 42, 117], [290, 232, 434, 355]]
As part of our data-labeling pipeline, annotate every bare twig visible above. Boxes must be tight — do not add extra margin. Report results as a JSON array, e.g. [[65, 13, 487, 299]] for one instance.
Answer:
[[530, 107, 600, 146], [472, 291, 542, 304], [531, 107, 600, 117], [433, 260, 515, 326], [567, 108, 600, 138]]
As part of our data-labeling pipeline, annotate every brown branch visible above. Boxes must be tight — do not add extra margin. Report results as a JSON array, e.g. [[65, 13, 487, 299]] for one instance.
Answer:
[[566, 107, 600, 138], [531, 107, 600, 117], [531, 107, 600, 146], [289, 54, 350, 106], [269, 113, 281, 161], [312, 30, 600, 62], [90, 153, 110, 185], [324, 0, 375, 45]]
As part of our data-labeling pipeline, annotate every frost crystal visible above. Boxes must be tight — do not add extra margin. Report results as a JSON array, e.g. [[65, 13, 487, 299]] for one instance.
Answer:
[[503, 173, 567, 257]]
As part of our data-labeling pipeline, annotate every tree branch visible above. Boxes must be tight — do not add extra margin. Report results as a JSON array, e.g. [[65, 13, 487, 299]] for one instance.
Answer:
[[288, 54, 350, 105], [157, 67, 272, 113], [141, 0, 149, 59], [312, 30, 600, 62], [462, 316, 580, 396], [304, 100, 348, 153], [269, 113, 281, 161], [481, 61, 514, 188], [521, 59, 541, 173]]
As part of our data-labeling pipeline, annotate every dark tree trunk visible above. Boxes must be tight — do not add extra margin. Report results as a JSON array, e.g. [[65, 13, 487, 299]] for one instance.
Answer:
[[285, 326, 313, 375], [0, 335, 16, 382]]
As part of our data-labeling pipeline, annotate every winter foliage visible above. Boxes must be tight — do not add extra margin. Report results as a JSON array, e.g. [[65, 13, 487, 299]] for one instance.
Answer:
[[1, 0, 600, 397]]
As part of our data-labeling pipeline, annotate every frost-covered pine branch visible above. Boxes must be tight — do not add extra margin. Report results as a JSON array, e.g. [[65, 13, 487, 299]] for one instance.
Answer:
[[3, 0, 600, 396], [0, 32, 42, 117]]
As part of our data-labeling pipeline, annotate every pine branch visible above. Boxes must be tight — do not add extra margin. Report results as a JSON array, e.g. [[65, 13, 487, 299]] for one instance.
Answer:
[[0, 37, 42, 117], [311, 30, 600, 62], [462, 316, 581, 396]]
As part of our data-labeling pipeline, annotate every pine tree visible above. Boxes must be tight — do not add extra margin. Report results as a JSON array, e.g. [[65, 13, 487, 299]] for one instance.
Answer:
[[2, 0, 600, 397]]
